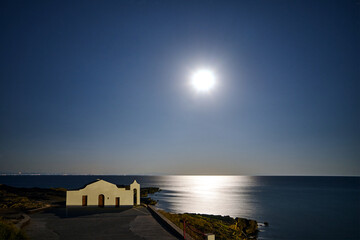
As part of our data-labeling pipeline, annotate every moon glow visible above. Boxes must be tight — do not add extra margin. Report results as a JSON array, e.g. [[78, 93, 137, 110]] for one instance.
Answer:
[[190, 69, 216, 92]]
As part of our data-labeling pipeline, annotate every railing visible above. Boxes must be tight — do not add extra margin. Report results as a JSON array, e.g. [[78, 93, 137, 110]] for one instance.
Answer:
[[180, 219, 215, 240]]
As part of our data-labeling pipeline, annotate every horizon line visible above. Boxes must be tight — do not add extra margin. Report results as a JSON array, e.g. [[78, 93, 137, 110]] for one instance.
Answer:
[[1, 173, 359, 177]]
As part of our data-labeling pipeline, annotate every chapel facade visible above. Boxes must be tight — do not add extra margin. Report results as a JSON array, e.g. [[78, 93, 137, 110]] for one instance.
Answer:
[[66, 179, 140, 207]]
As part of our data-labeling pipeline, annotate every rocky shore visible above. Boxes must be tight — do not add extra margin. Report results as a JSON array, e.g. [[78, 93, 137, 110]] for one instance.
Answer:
[[159, 210, 259, 240]]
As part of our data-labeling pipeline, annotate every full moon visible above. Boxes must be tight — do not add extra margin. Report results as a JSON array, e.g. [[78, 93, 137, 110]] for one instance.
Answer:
[[190, 69, 216, 92]]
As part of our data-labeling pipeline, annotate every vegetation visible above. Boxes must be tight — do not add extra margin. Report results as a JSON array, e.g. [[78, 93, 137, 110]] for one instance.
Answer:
[[0, 184, 66, 210], [141, 197, 158, 205], [159, 211, 258, 240], [140, 187, 160, 205], [0, 218, 27, 240], [140, 187, 161, 197]]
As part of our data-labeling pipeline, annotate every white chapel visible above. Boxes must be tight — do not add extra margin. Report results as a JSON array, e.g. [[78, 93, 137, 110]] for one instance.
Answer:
[[66, 179, 140, 207]]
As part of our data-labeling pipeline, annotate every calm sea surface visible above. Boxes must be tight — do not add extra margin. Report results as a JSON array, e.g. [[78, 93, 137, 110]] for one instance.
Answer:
[[0, 175, 359, 240]]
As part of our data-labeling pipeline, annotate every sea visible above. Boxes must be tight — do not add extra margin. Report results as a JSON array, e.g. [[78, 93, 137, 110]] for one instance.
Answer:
[[0, 175, 359, 240]]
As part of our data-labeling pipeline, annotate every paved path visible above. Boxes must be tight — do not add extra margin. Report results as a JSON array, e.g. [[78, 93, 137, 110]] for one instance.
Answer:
[[24, 206, 177, 240]]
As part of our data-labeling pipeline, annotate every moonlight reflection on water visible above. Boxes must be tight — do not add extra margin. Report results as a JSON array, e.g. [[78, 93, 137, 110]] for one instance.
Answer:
[[152, 175, 259, 218]]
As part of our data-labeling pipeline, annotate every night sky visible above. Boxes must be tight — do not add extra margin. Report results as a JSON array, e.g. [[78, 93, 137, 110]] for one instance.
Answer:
[[1, 0, 359, 175]]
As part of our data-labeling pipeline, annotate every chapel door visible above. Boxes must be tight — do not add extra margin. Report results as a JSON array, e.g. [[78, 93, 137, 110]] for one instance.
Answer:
[[98, 194, 104, 207], [133, 189, 137, 205], [115, 197, 120, 207], [82, 195, 87, 206]]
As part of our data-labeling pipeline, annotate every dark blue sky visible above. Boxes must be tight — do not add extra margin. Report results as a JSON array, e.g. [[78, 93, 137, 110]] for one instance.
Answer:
[[1, 0, 359, 175]]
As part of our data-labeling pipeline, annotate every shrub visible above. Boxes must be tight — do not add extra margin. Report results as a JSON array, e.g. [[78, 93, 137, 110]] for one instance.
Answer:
[[0, 219, 27, 240]]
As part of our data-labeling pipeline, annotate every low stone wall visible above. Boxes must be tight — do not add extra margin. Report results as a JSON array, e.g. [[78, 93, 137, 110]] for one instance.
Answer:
[[15, 214, 30, 229], [27, 204, 52, 214], [16, 204, 52, 229], [147, 205, 194, 240]]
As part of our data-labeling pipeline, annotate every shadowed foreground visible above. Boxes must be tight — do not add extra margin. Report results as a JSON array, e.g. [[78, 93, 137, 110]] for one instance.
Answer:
[[24, 206, 177, 240]]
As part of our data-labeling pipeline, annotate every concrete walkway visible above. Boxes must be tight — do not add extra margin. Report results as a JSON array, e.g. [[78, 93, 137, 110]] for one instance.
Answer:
[[24, 206, 178, 240]]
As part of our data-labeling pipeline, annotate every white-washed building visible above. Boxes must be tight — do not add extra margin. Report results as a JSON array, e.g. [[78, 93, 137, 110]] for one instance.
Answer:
[[66, 179, 140, 207]]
